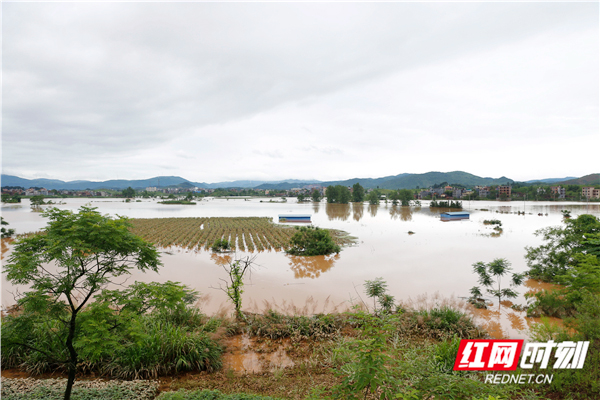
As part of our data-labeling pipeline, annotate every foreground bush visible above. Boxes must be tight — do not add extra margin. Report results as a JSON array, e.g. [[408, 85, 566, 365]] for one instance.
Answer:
[[1, 282, 223, 379], [347, 307, 484, 341], [245, 311, 344, 340], [323, 315, 533, 400], [158, 389, 283, 400], [1, 378, 158, 400]]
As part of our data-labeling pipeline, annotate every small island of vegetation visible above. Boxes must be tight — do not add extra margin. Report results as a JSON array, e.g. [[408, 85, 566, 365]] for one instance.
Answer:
[[157, 200, 196, 205]]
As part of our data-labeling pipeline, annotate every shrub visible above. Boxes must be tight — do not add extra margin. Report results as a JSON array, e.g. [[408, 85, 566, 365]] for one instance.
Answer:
[[211, 238, 231, 252], [526, 289, 575, 318], [483, 219, 502, 226], [157, 389, 283, 400], [525, 214, 600, 282], [364, 278, 396, 315], [433, 336, 463, 374], [430, 200, 462, 208], [1, 282, 223, 379], [103, 319, 222, 379], [245, 311, 344, 340], [286, 226, 340, 256], [569, 290, 600, 341]]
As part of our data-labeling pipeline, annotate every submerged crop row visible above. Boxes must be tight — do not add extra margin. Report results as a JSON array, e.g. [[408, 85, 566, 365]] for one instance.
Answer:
[[128, 217, 353, 252]]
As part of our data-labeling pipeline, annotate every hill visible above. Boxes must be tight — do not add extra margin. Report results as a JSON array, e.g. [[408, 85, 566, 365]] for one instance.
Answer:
[[0, 175, 197, 190], [558, 174, 600, 186], [3, 172, 596, 191], [317, 171, 513, 190], [0, 175, 320, 191], [525, 177, 577, 184]]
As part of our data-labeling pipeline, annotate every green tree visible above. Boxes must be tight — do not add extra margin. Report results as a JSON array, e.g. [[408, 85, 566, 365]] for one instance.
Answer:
[[364, 278, 395, 315], [326, 185, 351, 204], [2, 194, 21, 203], [186, 191, 194, 201], [470, 259, 525, 306], [286, 226, 340, 256], [30, 195, 46, 206], [1, 217, 15, 238], [338, 186, 351, 204], [525, 214, 600, 282], [326, 185, 338, 203], [3, 206, 161, 400], [297, 193, 306, 202], [311, 189, 321, 202], [398, 189, 413, 206], [215, 256, 255, 321], [368, 190, 380, 205], [122, 186, 136, 198], [352, 183, 365, 203], [388, 190, 400, 206]]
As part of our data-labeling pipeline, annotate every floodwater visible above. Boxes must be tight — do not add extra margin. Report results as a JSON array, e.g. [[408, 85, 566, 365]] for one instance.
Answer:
[[2, 197, 599, 340], [222, 334, 294, 373]]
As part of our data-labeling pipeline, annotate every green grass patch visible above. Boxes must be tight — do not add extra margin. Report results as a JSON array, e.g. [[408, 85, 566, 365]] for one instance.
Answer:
[[0, 378, 158, 400], [158, 389, 283, 400]]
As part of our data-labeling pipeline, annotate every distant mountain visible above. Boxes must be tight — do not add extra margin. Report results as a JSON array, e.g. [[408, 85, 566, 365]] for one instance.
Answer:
[[3, 172, 595, 191], [315, 171, 513, 190], [0, 175, 194, 190], [201, 179, 320, 189], [319, 174, 410, 189], [557, 174, 600, 186], [0, 174, 320, 191], [254, 181, 322, 190], [525, 177, 578, 184]]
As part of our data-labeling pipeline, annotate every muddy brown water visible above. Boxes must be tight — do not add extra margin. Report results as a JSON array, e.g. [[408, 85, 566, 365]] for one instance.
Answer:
[[2, 198, 599, 340], [222, 334, 294, 373]]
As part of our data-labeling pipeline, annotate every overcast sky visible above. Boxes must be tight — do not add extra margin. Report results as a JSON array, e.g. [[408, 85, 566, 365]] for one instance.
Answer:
[[3, 2, 598, 183]]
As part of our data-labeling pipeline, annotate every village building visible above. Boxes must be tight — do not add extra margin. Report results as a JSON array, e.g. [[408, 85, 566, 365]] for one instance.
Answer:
[[498, 185, 512, 198], [452, 188, 464, 199], [551, 186, 566, 199], [582, 187, 599, 199]]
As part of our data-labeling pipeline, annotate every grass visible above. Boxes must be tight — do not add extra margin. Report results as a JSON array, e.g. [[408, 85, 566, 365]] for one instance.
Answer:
[[244, 311, 345, 340], [4, 293, 597, 400], [0, 378, 158, 400], [1, 305, 223, 380], [157, 389, 284, 399]]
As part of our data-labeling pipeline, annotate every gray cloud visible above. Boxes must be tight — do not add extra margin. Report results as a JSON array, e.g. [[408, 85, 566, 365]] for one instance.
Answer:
[[2, 2, 598, 182]]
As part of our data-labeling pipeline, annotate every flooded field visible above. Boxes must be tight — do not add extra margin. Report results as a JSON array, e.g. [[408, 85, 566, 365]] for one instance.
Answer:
[[2, 197, 599, 339]]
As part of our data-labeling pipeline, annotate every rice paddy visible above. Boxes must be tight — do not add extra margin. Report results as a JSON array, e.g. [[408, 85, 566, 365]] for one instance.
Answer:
[[128, 217, 355, 252]]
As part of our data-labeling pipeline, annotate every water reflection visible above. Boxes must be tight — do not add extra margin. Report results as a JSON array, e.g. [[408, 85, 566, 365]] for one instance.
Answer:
[[471, 302, 538, 339], [287, 253, 340, 279], [368, 205, 378, 218], [352, 202, 364, 222], [472, 307, 510, 338], [222, 334, 294, 373], [1, 238, 13, 261], [211, 252, 233, 266], [312, 201, 320, 214], [389, 206, 414, 221], [506, 311, 526, 331], [523, 279, 560, 296], [326, 203, 350, 221]]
